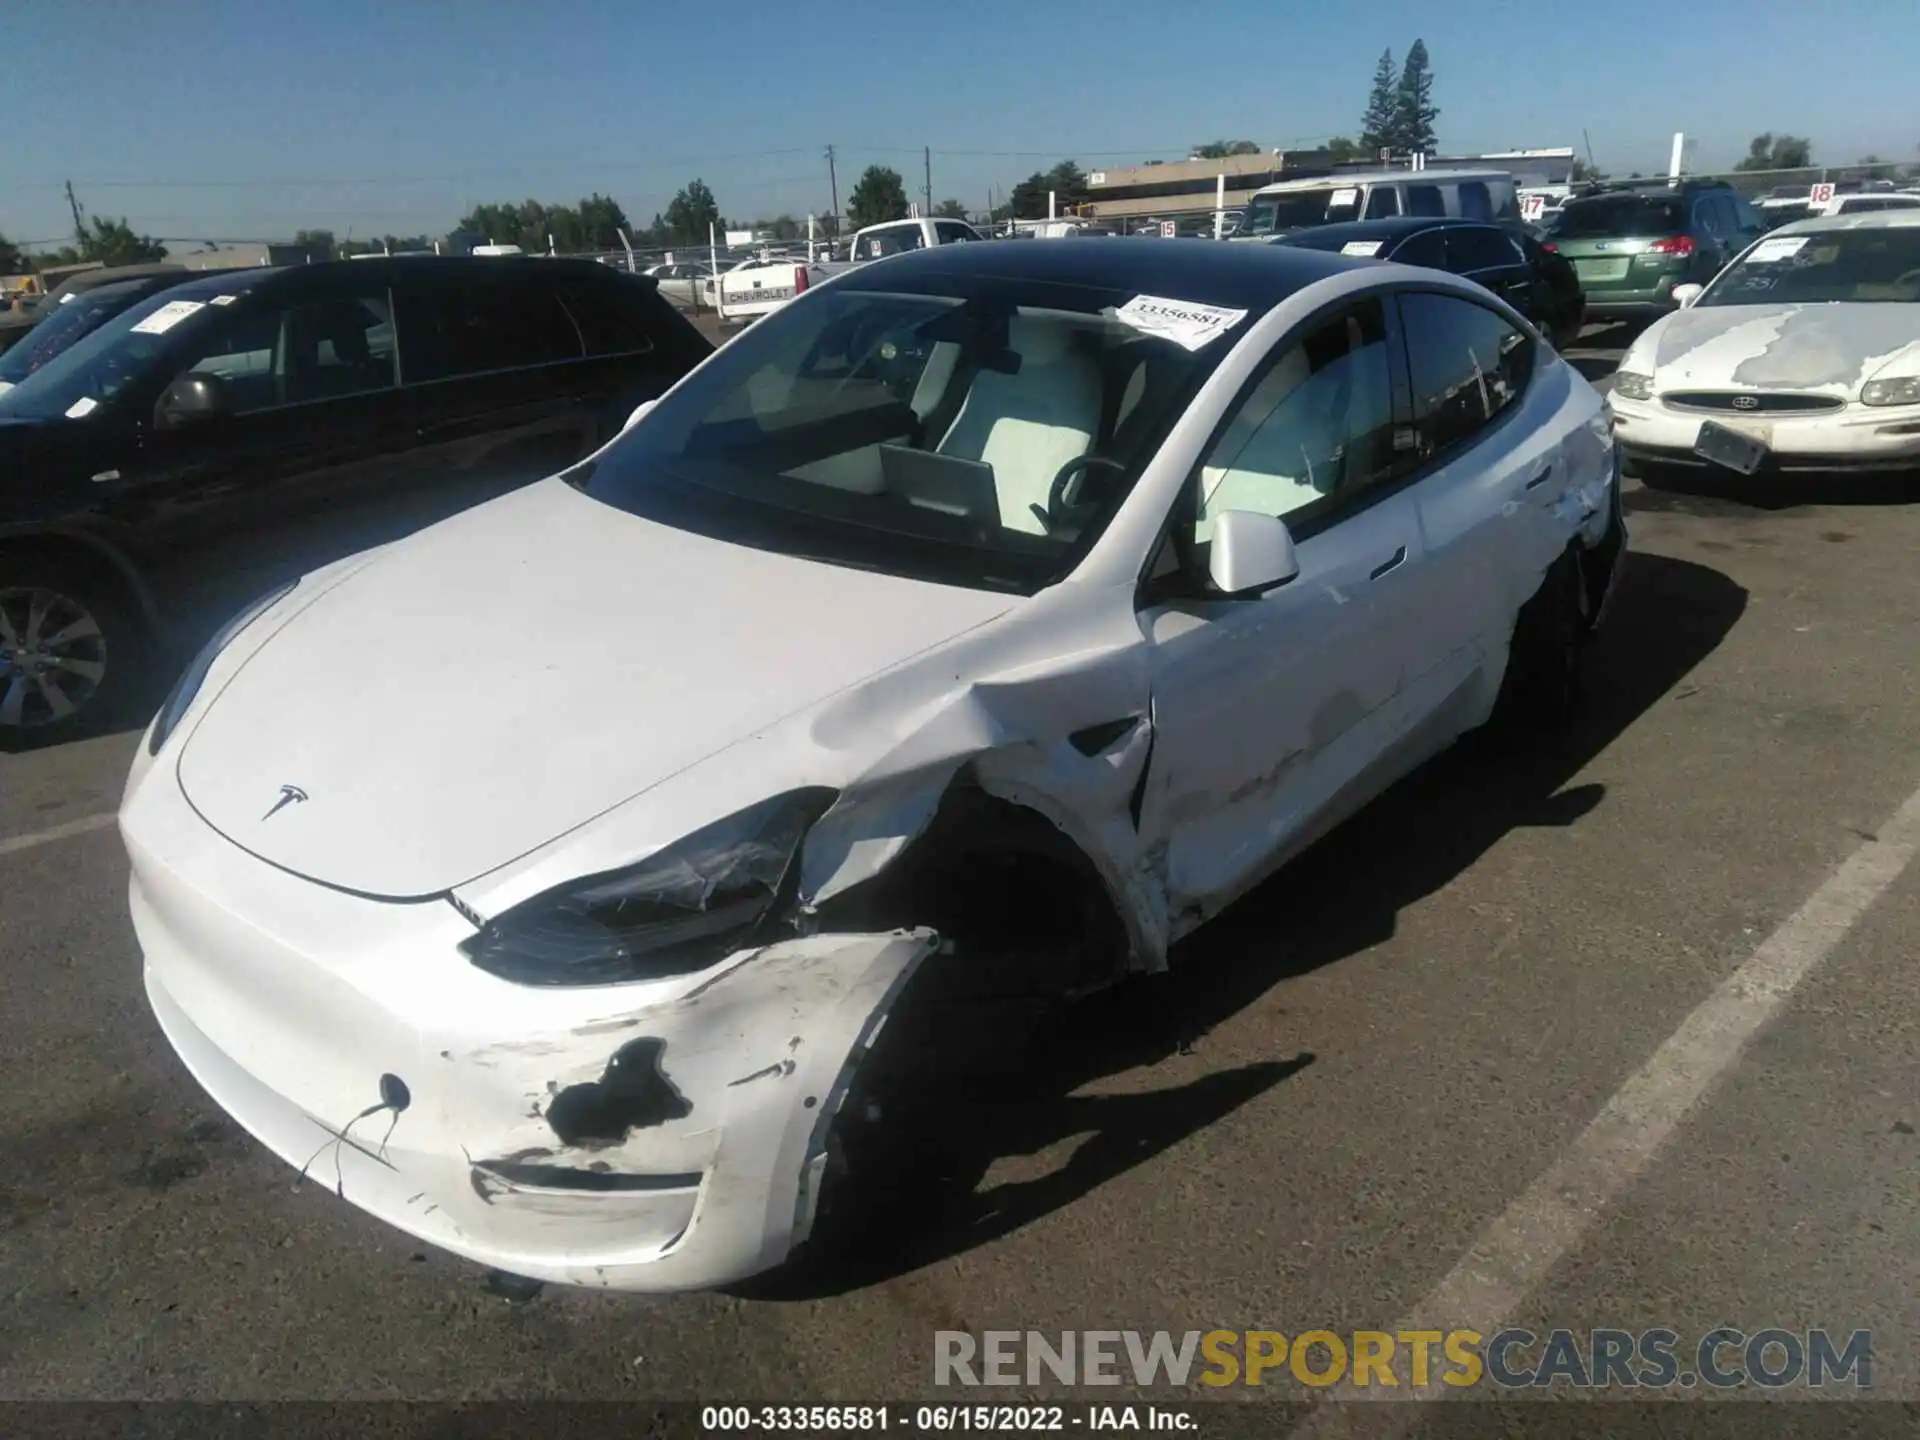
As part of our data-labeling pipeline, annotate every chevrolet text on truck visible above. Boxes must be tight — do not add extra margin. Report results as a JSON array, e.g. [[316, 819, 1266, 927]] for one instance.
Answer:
[[715, 217, 984, 322]]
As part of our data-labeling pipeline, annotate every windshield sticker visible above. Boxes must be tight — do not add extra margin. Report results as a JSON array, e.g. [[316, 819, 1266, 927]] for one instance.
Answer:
[[1746, 236, 1809, 263], [1341, 240, 1386, 257], [1330, 188, 1359, 207], [64, 396, 100, 418], [1113, 294, 1248, 352], [209, 294, 239, 306], [130, 299, 207, 334]]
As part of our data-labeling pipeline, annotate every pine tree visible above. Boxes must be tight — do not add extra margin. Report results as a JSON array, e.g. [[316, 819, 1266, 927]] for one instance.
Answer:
[[1393, 40, 1440, 157], [1358, 49, 1398, 157]]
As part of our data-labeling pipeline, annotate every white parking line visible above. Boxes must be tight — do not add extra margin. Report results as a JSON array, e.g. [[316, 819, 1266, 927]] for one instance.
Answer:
[[1293, 778, 1920, 1431], [0, 811, 119, 858]]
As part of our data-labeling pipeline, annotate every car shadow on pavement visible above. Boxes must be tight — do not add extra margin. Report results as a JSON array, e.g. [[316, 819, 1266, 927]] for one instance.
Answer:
[[751, 550, 1747, 1302], [1631, 468, 1920, 511]]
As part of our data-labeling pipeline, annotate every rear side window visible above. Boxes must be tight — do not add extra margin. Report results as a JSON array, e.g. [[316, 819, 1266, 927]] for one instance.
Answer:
[[1393, 230, 1448, 268], [1406, 185, 1446, 218], [556, 281, 658, 357], [934, 221, 977, 243], [1398, 292, 1534, 461], [1459, 182, 1493, 221], [1364, 187, 1401, 219], [397, 280, 582, 382], [1446, 226, 1523, 273]]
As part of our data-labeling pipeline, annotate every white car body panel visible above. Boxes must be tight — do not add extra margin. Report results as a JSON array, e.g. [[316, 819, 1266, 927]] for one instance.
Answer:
[[121, 259, 1624, 1292], [173, 480, 1016, 898]]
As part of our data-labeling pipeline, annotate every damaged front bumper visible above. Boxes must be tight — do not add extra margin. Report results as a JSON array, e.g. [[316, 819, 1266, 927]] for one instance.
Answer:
[[123, 779, 936, 1292]]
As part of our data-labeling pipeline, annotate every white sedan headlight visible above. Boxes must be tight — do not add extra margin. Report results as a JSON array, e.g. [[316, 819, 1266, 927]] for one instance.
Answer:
[[1861, 376, 1920, 407], [459, 788, 839, 986], [1612, 371, 1654, 402]]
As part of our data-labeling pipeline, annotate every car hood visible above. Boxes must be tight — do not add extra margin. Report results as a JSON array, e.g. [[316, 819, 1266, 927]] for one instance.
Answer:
[[1640, 303, 1920, 396], [175, 479, 1019, 899]]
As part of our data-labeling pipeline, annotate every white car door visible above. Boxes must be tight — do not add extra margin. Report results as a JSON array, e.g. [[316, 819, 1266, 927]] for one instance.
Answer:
[[1136, 294, 1432, 932], [1393, 290, 1581, 704]]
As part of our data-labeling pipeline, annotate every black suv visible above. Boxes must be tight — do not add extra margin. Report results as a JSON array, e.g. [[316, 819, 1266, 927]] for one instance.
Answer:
[[1274, 216, 1587, 347], [0, 256, 711, 743], [1544, 180, 1766, 321]]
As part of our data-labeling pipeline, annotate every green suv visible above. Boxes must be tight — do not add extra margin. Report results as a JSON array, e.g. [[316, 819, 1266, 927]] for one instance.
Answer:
[[1545, 181, 1766, 321]]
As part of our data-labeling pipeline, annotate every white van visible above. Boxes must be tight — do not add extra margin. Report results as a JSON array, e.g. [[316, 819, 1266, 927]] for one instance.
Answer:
[[1229, 169, 1520, 240]]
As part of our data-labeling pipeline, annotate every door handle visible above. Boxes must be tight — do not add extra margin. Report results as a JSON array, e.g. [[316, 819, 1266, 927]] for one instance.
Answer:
[[1525, 462, 1555, 490], [1369, 546, 1407, 580]]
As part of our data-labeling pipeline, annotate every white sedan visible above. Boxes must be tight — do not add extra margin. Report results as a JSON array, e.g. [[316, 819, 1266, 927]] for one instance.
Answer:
[[1609, 210, 1920, 480], [121, 239, 1626, 1293]]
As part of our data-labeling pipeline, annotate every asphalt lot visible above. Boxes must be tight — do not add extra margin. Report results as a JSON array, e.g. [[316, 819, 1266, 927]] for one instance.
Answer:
[[2, 321, 1918, 1424]]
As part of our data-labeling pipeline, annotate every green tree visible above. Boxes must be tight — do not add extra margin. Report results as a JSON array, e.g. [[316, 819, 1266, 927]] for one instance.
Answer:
[[77, 217, 166, 266], [1393, 40, 1439, 156], [1325, 136, 1365, 163], [1193, 140, 1261, 159], [0, 232, 21, 274], [292, 228, 336, 260], [1358, 48, 1398, 154], [664, 179, 722, 243], [1734, 133, 1814, 172], [576, 193, 630, 249], [1045, 160, 1089, 208], [847, 165, 909, 227], [933, 198, 970, 219]]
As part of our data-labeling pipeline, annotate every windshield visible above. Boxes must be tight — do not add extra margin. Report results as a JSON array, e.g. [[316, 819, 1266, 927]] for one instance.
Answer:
[[0, 280, 154, 388], [575, 274, 1243, 595], [1234, 186, 1365, 237], [1551, 195, 1685, 239], [1703, 228, 1920, 306], [0, 286, 225, 420]]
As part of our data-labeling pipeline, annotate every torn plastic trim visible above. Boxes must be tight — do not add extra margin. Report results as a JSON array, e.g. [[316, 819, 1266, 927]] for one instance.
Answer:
[[471, 1159, 703, 1198]]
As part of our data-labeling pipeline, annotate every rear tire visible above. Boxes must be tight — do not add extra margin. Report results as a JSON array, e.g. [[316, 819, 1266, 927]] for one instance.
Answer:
[[0, 556, 146, 749]]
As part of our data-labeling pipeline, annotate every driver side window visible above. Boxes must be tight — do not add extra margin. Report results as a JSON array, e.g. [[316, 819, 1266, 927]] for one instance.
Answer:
[[171, 290, 397, 415], [1187, 298, 1397, 546]]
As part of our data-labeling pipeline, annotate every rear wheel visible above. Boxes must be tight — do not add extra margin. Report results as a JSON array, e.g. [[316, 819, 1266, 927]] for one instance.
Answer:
[[0, 558, 144, 748]]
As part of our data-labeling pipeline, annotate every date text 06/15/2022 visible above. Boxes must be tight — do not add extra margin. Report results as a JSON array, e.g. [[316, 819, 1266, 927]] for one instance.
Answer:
[[701, 1405, 1196, 1431]]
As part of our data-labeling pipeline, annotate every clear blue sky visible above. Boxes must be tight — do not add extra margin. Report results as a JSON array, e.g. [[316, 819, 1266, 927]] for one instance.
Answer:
[[1, 0, 1912, 247]]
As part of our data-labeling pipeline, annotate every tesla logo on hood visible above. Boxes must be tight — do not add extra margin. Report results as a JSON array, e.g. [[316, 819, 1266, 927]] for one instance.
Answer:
[[262, 784, 309, 821]]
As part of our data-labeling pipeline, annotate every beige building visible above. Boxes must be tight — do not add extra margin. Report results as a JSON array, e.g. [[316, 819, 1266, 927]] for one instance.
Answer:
[[1083, 152, 1319, 224]]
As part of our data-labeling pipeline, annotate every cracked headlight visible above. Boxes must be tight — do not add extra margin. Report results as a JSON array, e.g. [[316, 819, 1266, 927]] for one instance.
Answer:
[[148, 579, 298, 756], [459, 788, 839, 986], [1861, 376, 1920, 407], [1611, 371, 1654, 402]]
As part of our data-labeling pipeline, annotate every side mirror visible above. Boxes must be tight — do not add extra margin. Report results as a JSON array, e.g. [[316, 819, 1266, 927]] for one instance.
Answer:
[[623, 398, 658, 432], [156, 371, 231, 428], [1671, 283, 1704, 309], [1206, 509, 1300, 597]]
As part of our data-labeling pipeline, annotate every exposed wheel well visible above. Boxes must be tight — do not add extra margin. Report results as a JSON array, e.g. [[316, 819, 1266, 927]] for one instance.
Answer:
[[814, 777, 1131, 1003]]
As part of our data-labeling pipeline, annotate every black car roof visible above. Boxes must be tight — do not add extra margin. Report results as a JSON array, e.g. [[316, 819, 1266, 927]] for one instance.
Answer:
[[155, 254, 635, 304], [1273, 216, 1492, 251], [838, 236, 1362, 313]]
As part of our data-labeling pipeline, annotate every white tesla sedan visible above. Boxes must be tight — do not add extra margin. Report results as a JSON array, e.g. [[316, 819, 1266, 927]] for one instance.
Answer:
[[122, 239, 1626, 1293], [1609, 210, 1920, 481]]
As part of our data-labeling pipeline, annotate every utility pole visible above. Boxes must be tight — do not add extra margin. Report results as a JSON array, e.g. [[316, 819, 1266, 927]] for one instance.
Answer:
[[825, 145, 839, 233], [65, 180, 87, 244], [924, 146, 933, 216]]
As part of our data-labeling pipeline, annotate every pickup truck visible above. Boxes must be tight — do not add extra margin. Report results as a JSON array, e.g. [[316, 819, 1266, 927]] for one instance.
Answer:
[[714, 216, 984, 323]]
